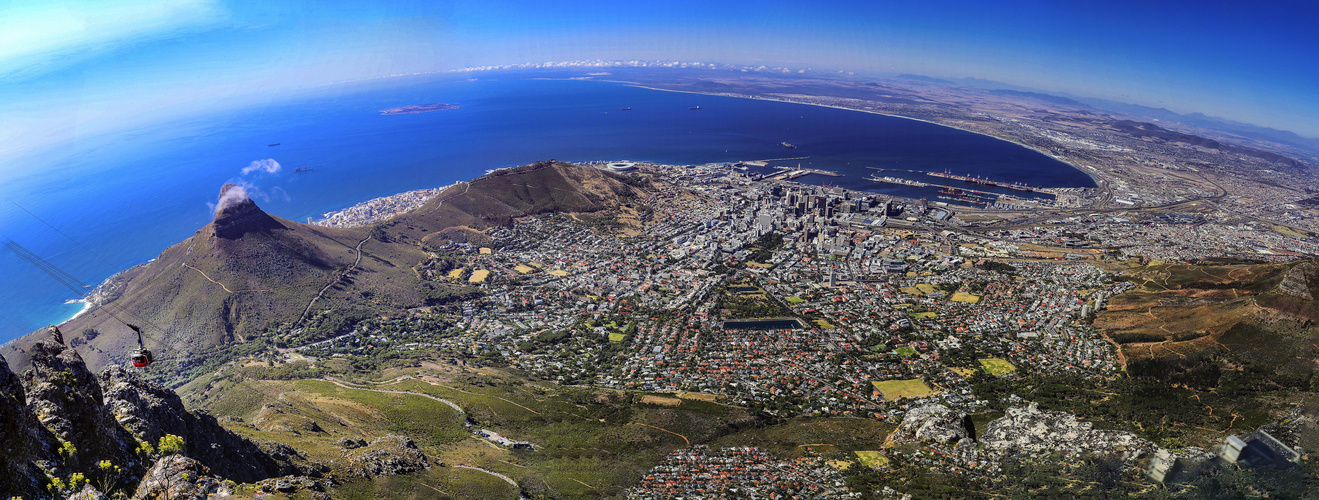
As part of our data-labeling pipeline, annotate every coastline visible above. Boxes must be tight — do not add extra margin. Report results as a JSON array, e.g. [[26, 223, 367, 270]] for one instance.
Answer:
[[3, 77, 1100, 346], [614, 81, 1102, 188], [310, 185, 449, 228]]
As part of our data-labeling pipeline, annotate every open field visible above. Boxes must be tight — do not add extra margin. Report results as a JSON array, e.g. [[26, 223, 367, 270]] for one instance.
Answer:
[[950, 292, 981, 303], [978, 358, 1016, 376], [854, 450, 888, 468], [678, 392, 720, 402], [468, 270, 490, 283], [639, 395, 682, 407], [899, 283, 940, 296], [872, 379, 934, 400], [513, 265, 535, 274]]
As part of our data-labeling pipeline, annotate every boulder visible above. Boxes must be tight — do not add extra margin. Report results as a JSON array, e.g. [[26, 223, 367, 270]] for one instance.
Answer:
[[980, 402, 1155, 460], [132, 454, 232, 500], [885, 404, 969, 446], [345, 434, 430, 478]]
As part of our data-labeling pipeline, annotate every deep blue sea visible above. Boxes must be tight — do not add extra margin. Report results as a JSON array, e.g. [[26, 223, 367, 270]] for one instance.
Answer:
[[0, 77, 1094, 343]]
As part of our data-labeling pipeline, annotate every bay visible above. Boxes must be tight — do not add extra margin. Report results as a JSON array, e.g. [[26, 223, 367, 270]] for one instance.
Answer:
[[0, 76, 1094, 343]]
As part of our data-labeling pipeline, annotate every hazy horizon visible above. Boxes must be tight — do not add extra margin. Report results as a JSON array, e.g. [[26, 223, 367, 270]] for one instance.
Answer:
[[1, 0, 1316, 164]]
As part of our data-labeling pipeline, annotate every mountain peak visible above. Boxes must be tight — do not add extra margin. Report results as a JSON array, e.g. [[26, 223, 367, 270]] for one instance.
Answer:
[[212, 184, 282, 238]]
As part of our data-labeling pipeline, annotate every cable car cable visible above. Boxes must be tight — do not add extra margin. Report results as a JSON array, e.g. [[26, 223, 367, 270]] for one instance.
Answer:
[[4, 239, 166, 366]]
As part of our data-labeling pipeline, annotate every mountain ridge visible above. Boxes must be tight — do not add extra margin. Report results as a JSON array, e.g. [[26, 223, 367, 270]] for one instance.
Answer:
[[0, 161, 650, 379], [0, 326, 314, 498]]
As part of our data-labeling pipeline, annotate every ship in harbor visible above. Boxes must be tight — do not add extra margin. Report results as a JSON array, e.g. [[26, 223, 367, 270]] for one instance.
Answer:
[[927, 170, 1035, 191], [781, 142, 797, 149], [866, 175, 930, 188]]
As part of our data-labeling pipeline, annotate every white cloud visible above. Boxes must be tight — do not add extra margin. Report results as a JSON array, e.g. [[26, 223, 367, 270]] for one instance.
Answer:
[[0, 0, 223, 78], [241, 158, 280, 175]]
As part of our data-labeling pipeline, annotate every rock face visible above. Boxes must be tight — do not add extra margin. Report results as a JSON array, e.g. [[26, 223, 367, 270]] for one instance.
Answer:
[[0, 326, 306, 498], [885, 404, 970, 446], [1276, 261, 1318, 301], [132, 454, 232, 500], [212, 184, 284, 239], [22, 330, 138, 472], [0, 342, 59, 498], [980, 403, 1155, 460], [101, 365, 312, 482], [345, 434, 431, 478]]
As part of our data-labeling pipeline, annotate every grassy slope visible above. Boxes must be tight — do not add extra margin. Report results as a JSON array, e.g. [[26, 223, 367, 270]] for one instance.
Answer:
[[188, 358, 891, 499]]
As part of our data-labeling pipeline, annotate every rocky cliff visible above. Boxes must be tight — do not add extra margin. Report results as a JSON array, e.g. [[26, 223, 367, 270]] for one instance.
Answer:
[[979, 402, 1156, 460], [0, 326, 309, 498]]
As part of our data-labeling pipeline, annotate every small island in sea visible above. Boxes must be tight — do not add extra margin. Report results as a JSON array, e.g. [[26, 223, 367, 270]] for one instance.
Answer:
[[379, 103, 460, 115]]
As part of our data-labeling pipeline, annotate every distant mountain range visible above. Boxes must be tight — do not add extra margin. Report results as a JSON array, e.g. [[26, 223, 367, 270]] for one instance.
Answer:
[[896, 74, 1319, 156]]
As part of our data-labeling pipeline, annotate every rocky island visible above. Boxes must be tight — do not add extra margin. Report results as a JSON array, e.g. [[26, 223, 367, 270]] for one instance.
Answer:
[[379, 103, 460, 115]]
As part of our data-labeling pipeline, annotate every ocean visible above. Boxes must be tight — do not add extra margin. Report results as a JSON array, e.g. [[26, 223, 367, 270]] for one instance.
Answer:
[[0, 76, 1095, 344]]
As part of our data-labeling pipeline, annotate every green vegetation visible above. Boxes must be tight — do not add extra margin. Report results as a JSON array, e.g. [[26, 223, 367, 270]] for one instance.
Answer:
[[194, 358, 776, 499], [334, 468, 518, 500], [975, 260, 1017, 273], [853, 450, 887, 468], [977, 358, 1016, 376], [714, 280, 793, 319], [970, 372, 1282, 448], [745, 232, 785, 264], [871, 379, 934, 400]]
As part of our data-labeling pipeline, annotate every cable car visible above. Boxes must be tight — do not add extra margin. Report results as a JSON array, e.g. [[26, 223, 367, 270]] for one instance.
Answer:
[[130, 348, 154, 368], [127, 324, 154, 368]]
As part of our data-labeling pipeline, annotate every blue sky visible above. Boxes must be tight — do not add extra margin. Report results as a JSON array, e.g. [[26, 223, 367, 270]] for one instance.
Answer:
[[1, 0, 1316, 159]]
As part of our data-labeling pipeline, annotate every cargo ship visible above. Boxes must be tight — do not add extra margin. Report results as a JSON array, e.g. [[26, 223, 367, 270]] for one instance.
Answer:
[[689, 106, 700, 110], [866, 175, 929, 187], [267, 143, 280, 147], [781, 142, 796, 149], [621, 107, 632, 111], [295, 166, 313, 173], [928, 170, 1035, 191]]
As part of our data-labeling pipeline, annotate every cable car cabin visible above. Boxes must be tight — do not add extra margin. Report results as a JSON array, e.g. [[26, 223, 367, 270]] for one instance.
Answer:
[[130, 348, 154, 368]]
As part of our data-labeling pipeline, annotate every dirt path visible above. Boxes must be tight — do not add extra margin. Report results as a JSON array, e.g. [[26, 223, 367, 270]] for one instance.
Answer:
[[442, 385, 542, 416], [297, 235, 371, 326], [454, 464, 520, 489], [181, 263, 268, 293], [318, 376, 466, 415], [629, 422, 690, 446]]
